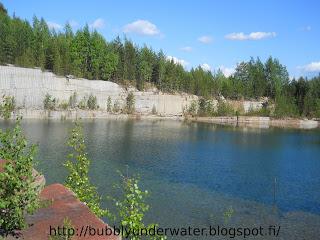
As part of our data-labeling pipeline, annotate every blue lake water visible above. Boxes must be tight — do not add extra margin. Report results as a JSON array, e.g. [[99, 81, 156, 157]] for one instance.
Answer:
[[1, 119, 319, 238]]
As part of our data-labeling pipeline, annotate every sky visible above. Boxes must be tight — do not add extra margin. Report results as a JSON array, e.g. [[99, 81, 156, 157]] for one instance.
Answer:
[[2, 0, 320, 78]]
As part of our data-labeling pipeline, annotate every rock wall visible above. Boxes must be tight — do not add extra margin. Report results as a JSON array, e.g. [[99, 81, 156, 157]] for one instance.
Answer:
[[0, 65, 264, 116], [0, 65, 197, 116]]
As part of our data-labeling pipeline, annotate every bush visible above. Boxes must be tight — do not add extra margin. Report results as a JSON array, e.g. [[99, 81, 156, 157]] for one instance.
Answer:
[[0, 95, 15, 120], [58, 101, 69, 110], [315, 99, 320, 118], [111, 172, 166, 240], [274, 95, 299, 118], [186, 100, 198, 117], [78, 97, 87, 110], [245, 106, 270, 117], [0, 119, 39, 235], [113, 100, 121, 113], [87, 94, 98, 110], [107, 96, 112, 112], [126, 92, 135, 114], [198, 98, 214, 117], [64, 122, 108, 218], [68, 92, 77, 109], [216, 101, 235, 116], [44, 93, 57, 110]]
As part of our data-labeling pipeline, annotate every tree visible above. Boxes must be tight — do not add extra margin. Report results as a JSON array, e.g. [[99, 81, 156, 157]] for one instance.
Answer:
[[123, 38, 137, 82], [0, 119, 39, 235], [64, 122, 108, 218], [126, 92, 135, 114], [112, 172, 166, 240]]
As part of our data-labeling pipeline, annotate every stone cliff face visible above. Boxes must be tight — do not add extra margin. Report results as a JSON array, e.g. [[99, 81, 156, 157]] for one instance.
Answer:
[[0, 65, 197, 116], [0, 65, 267, 117]]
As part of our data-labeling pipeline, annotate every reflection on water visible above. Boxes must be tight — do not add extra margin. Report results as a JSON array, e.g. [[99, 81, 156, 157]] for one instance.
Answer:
[[1, 119, 319, 239]]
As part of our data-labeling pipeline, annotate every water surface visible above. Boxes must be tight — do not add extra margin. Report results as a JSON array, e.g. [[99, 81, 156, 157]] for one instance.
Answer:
[[1, 119, 319, 239]]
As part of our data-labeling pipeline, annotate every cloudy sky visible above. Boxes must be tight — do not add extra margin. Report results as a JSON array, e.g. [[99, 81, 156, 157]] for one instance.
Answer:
[[3, 0, 320, 78]]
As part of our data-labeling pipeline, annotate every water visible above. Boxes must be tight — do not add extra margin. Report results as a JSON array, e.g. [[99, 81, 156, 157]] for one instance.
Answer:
[[1, 119, 320, 239]]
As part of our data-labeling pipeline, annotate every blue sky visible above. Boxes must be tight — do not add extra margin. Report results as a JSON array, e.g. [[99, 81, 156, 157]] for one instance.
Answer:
[[2, 0, 320, 78]]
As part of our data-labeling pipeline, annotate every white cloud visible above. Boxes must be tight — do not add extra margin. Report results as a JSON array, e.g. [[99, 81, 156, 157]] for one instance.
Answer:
[[200, 63, 211, 71], [225, 32, 276, 41], [68, 20, 79, 28], [180, 46, 192, 52], [47, 21, 62, 30], [305, 26, 312, 31], [198, 36, 213, 44], [123, 20, 160, 36], [218, 66, 235, 77], [299, 26, 311, 32], [299, 62, 320, 72], [166, 56, 188, 67], [89, 18, 105, 29]]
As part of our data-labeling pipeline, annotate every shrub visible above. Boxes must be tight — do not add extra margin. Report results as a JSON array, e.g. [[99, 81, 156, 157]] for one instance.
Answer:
[[126, 92, 135, 114], [78, 97, 87, 110], [0, 95, 15, 120], [44, 94, 57, 110], [216, 101, 235, 116], [274, 95, 299, 118], [64, 122, 108, 218], [68, 92, 77, 109], [186, 100, 198, 117], [113, 100, 121, 113], [245, 106, 270, 117], [198, 98, 214, 117], [112, 172, 166, 240], [58, 101, 69, 110], [315, 99, 320, 118], [0, 118, 39, 235], [107, 96, 112, 112], [87, 94, 98, 110]]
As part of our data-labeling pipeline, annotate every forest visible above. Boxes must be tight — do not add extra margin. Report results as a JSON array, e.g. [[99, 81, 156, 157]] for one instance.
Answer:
[[0, 2, 319, 118]]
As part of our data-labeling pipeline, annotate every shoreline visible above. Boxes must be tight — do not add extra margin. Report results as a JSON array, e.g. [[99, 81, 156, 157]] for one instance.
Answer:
[[3, 109, 319, 130]]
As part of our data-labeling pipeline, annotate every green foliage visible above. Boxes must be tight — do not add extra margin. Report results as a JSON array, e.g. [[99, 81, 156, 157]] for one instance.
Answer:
[[198, 98, 214, 117], [87, 94, 98, 110], [186, 100, 198, 117], [68, 92, 77, 109], [245, 106, 270, 117], [113, 100, 121, 113], [44, 93, 57, 110], [1, 2, 320, 118], [0, 95, 15, 120], [223, 206, 234, 225], [64, 122, 108, 218], [107, 96, 112, 112], [216, 101, 235, 116], [274, 94, 299, 118], [112, 172, 166, 240], [78, 97, 87, 110], [58, 101, 69, 110], [126, 92, 135, 114], [77, 95, 98, 110], [315, 99, 320, 118], [0, 119, 39, 235]]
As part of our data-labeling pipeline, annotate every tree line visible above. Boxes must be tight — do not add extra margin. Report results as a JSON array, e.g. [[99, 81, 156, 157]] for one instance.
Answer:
[[0, 2, 319, 118]]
